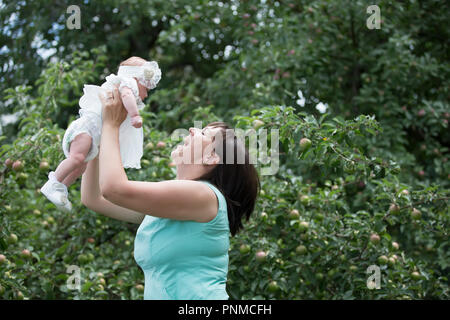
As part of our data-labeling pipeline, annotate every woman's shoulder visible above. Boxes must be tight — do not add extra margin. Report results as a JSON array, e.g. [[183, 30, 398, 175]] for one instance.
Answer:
[[197, 180, 229, 228], [199, 181, 222, 198]]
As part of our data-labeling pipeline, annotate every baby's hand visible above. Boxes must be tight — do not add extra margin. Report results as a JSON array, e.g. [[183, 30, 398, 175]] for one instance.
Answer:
[[131, 115, 143, 128]]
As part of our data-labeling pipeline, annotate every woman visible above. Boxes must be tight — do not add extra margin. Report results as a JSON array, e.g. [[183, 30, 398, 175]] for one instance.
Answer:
[[80, 88, 260, 300]]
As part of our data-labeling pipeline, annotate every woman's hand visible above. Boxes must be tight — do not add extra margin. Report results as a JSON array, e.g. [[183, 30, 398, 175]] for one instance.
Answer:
[[99, 88, 128, 128]]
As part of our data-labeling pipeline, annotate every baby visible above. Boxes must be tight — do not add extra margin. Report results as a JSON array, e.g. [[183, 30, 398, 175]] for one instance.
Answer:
[[41, 56, 161, 212]]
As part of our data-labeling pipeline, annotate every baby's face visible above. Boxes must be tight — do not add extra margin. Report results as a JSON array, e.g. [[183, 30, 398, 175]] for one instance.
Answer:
[[137, 82, 149, 100]]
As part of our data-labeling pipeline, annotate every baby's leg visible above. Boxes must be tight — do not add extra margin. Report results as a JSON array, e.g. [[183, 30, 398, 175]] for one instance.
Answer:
[[61, 162, 87, 186], [130, 115, 143, 128], [121, 89, 142, 128], [55, 133, 92, 186], [123, 100, 139, 118], [121, 88, 140, 118]]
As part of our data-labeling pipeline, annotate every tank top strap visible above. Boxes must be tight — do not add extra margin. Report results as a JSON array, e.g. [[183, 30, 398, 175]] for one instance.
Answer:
[[198, 180, 228, 229]]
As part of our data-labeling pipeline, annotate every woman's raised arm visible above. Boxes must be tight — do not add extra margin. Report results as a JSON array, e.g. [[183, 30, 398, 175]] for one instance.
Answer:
[[81, 156, 145, 224]]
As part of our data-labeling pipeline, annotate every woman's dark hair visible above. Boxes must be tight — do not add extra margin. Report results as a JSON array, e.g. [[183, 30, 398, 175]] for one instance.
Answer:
[[193, 121, 261, 237]]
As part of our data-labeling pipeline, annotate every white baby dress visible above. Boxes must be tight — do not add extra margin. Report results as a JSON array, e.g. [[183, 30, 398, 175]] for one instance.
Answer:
[[62, 62, 161, 169]]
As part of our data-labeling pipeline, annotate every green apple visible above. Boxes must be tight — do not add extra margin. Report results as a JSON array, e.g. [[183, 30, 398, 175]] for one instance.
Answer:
[[4, 158, 13, 168], [411, 208, 421, 220], [289, 209, 299, 219], [411, 271, 421, 280], [252, 119, 265, 130], [12, 160, 23, 171], [135, 284, 144, 292], [349, 265, 358, 272], [267, 281, 279, 292], [145, 142, 154, 150], [300, 195, 310, 205], [0, 254, 6, 265], [275, 258, 284, 266], [7, 233, 18, 244], [299, 138, 312, 151], [77, 254, 88, 264], [315, 272, 324, 280], [296, 245, 307, 255], [21, 249, 31, 259], [17, 173, 29, 183], [260, 212, 268, 220], [392, 242, 399, 250], [156, 141, 166, 149], [255, 250, 267, 262], [239, 244, 251, 254], [298, 221, 309, 232], [39, 161, 49, 171], [370, 233, 380, 244], [389, 204, 400, 215], [378, 255, 388, 265], [388, 256, 396, 266]]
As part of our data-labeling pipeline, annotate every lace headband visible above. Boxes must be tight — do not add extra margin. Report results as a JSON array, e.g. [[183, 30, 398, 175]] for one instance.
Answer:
[[117, 61, 162, 90]]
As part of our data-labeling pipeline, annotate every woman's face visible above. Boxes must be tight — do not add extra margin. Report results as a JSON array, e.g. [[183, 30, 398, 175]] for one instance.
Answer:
[[171, 126, 222, 179]]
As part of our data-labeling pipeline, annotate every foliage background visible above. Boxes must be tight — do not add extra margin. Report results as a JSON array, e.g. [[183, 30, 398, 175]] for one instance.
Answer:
[[0, 0, 448, 299]]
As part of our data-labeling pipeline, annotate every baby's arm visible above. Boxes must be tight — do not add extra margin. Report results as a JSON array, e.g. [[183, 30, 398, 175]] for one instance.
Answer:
[[120, 86, 139, 118]]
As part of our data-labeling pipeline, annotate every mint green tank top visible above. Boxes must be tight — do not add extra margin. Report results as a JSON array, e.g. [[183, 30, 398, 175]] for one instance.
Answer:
[[133, 180, 230, 300]]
